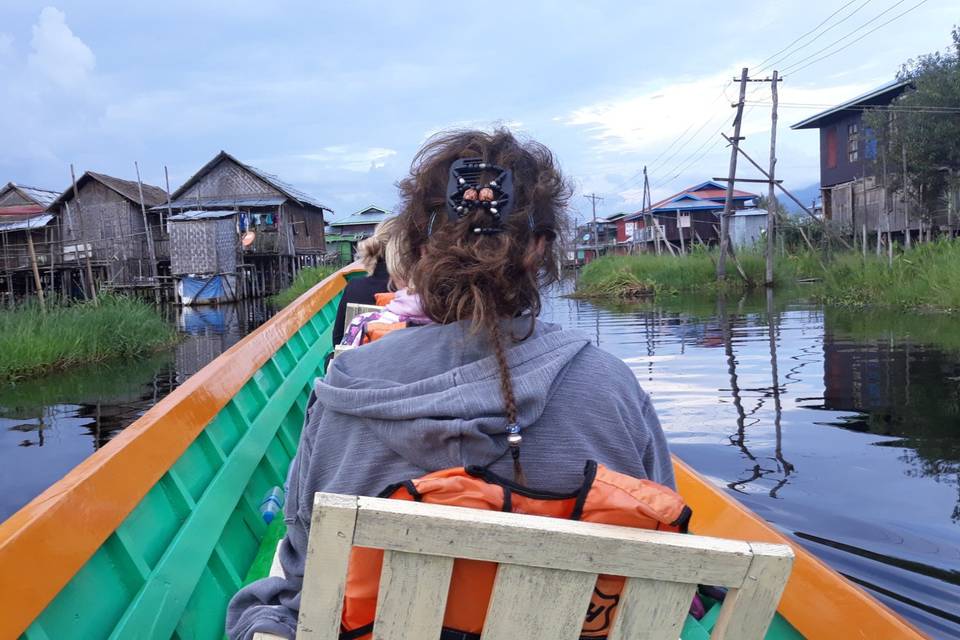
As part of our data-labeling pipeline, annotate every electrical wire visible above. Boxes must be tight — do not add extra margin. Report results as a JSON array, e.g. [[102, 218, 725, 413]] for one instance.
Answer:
[[753, 0, 870, 74], [780, 0, 929, 76]]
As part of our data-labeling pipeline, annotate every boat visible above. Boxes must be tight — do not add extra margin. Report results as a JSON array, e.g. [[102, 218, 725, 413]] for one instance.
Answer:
[[0, 264, 926, 640]]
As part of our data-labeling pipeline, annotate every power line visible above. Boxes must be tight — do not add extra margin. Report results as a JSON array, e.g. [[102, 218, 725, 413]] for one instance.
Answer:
[[753, 0, 868, 73], [780, 0, 929, 76]]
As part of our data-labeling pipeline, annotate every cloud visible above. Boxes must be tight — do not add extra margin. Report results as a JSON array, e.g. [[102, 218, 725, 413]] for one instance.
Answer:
[[298, 146, 398, 172], [27, 7, 95, 89]]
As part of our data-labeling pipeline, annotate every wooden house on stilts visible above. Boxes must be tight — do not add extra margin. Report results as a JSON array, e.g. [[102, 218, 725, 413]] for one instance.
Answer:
[[161, 151, 332, 303], [47, 172, 169, 294], [0, 183, 60, 302]]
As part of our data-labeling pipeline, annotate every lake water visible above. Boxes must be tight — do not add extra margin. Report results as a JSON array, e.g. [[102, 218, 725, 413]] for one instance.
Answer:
[[2, 286, 958, 637]]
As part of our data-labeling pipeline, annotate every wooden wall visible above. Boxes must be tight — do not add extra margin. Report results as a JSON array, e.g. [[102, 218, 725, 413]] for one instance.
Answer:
[[170, 218, 238, 276]]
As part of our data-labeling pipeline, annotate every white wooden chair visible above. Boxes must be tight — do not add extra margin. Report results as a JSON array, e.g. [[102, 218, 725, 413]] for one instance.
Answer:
[[342, 303, 384, 328], [334, 303, 386, 359], [254, 492, 793, 640]]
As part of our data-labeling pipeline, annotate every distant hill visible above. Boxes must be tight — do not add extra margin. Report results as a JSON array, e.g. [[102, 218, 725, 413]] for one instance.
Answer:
[[784, 183, 820, 215]]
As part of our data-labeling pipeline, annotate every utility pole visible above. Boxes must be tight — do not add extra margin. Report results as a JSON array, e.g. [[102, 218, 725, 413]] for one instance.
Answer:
[[641, 167, 657, 255], [718, 67, 749, 281], [584, 193, 603, 261], [765, 70, 781, 287]]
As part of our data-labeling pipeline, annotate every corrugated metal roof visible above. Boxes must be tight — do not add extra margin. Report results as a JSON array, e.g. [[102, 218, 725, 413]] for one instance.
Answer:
[[0, 214, 54, 232], [791, 79, 913, 130], [154, 195, 286, 210], [15, 185, 60, 208], [169, 151, 332, 212], [168, 209, 237, 221], [329, 205, 394, 227]]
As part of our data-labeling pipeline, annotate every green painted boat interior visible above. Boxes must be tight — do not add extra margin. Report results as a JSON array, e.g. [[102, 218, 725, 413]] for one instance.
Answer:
[[20, 277, 802, 639]]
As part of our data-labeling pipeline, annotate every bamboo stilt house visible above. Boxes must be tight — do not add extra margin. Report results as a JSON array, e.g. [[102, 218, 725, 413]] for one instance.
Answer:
[[0, 183, 61, 300], [47, 172, 169, 288], [161, 151, 333, 296]]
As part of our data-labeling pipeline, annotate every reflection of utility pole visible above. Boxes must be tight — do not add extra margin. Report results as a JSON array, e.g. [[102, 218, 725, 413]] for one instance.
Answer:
[[584, 193, 603, 260], [766, 288, 794, 497]]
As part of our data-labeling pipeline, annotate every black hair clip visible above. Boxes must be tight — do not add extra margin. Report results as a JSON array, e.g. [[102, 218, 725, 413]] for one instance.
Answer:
[[445, 158, 515, 234]]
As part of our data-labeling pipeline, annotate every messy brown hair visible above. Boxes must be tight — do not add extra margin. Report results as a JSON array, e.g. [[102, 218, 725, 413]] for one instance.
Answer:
[[398, 129, 571, 474]]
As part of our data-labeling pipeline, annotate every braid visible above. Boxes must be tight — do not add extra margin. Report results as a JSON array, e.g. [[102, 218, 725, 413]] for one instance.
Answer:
[[490, 321, 518, 425], [490, 321, 526, 485]]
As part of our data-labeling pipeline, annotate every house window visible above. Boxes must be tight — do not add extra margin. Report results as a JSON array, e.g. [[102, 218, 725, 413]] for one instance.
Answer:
[[847, 122, 859, 163], [864, 127, 877, 160], [825, 127, 838, 169]]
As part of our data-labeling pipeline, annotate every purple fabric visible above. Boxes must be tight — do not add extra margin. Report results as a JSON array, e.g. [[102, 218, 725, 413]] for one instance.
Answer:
[[384, 288, 432, 324]]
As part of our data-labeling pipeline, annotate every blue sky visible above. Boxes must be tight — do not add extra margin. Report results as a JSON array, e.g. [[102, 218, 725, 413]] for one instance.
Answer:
[[0, 1, 953, 224]]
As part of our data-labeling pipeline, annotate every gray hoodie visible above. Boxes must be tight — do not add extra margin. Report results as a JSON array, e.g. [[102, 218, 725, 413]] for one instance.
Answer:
[[226, 318, 673, 640]]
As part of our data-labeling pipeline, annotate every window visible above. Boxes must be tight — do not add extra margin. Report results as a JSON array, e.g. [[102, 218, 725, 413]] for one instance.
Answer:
[[847, 122, 859, 163], [825, 127, 838, 169], [864, 127, 877, 160]]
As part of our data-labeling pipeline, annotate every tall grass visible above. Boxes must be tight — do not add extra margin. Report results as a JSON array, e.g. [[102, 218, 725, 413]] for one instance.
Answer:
[[0, 295, 178, 383], [574, 248, 818, 298], [268, 266, 337, 309], [575, 239, 960, 312], [818, 239, 960, 310]]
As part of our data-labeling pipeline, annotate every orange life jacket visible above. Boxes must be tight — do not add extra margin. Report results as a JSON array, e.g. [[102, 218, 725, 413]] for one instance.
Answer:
[[373, 292, 396, 306], [339, 461, 691, 639]]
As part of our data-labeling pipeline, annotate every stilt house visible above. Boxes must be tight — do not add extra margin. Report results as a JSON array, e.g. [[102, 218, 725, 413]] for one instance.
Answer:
[[0, 183, 60, 299], [162, 151, 332, 296], [791, 80, 914, 235], [48, 172, 169, 288]]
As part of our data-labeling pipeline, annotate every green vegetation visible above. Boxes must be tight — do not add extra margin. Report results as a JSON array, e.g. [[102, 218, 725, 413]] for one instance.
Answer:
[[574, 248, 819, 299], [575, 240, 960, 312], [0, 295, 178, 383], [268, 265, 337, 308], [816, 240, 960, 310]]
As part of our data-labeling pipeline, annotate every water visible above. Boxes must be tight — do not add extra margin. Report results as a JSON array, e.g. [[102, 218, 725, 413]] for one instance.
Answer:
[[0, 301, 273, 521], [541, 285, 960, 638], [2, 287, 959, 636]]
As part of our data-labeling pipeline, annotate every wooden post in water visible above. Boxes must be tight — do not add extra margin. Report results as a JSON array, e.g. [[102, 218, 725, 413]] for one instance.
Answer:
[[862, 224, 867, 259], [676, 210, 685, 254], [70, 164, 97, 303], [134, 161, 158, 279], [25, 224, 45, 311]]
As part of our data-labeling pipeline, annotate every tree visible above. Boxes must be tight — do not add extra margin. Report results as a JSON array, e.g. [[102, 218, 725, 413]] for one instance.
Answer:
[[865, 26, 960, 217]]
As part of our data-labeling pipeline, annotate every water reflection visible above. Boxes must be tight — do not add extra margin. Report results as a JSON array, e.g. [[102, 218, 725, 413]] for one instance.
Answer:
[[541, 285, 960, 638], [0, 299, 273, 521]]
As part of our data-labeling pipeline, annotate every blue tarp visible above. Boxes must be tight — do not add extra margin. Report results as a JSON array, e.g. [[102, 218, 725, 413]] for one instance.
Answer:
[[178, 274, 236, 305]]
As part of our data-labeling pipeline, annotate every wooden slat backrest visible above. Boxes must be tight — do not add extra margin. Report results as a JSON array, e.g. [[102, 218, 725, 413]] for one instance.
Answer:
[[258, 493, 793, 640], [342, 303, 383, 328]]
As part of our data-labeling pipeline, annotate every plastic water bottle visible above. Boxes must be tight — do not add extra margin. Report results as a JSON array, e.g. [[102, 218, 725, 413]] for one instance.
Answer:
[[260, 486, 285, 524]]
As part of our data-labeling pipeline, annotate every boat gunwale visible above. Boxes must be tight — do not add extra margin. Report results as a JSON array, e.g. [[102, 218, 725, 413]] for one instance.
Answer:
[[0, 263, 364, 640], [674, 457, 927, 639]]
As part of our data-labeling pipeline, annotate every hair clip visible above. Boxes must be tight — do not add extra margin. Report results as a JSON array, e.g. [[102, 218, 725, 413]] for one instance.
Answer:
[[446, 158, 515, 234]]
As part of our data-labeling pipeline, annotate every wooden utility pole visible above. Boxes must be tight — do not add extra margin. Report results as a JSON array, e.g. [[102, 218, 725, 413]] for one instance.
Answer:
[[718, 67, 749, 281], [765, 71, 780, 287], [902, 144, 911, 249], [24, 222, 45, 312], [134, 161, 158, 279], [641, 167, 658, 255], [584, 193, 603, 261], [70, 164, 98, 303], [676, 210, 686, 253]]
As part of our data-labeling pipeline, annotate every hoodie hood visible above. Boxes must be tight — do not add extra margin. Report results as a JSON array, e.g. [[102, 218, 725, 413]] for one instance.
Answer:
[[314, 320, 591, 470]]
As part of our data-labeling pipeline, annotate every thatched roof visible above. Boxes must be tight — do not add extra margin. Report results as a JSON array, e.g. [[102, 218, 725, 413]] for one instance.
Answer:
[[49, 171, 168, 209]]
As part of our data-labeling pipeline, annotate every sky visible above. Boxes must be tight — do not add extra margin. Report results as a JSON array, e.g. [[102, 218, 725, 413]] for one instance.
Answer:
[[0, 1, 954, 224]]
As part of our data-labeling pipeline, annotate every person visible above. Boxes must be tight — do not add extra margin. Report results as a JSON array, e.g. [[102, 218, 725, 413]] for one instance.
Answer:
[[330, 216, 404, 346], [226, 129, 674, 640]]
